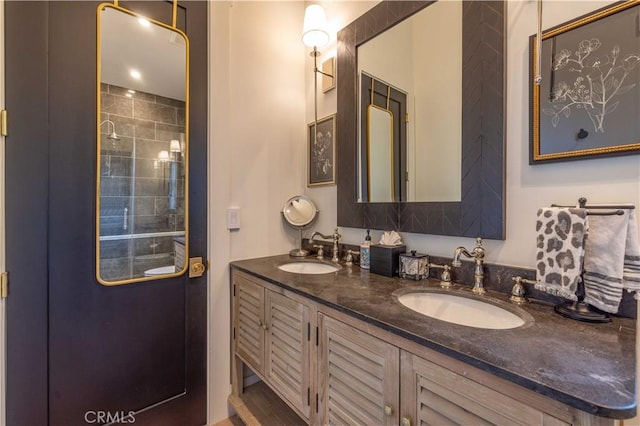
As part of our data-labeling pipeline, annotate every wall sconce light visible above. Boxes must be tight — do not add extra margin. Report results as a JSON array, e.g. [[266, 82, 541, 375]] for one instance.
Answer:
[[169, 139, 181, 153], [157, 150, 170, 162], [100, 119, 121, 141], [302, 4, 334, 166], [302, 4, 329, 48]]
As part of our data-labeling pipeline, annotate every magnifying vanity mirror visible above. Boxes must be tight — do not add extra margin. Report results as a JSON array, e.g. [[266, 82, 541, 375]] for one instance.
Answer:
[[337, 0, 506, 239], [282, 195, 319, 257], [96, 4, 189, 285]]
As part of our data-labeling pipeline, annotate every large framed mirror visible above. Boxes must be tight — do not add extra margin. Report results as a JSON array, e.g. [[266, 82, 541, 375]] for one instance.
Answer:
[[96, 3, 189, 285], [337, 0, 506, 239]]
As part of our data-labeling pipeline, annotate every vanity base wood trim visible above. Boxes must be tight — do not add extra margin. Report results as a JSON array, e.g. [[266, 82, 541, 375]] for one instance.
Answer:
[[228, 382, 306, 426]]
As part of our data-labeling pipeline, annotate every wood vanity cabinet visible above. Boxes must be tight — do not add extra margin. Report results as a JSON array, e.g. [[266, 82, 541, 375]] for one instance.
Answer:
[[232, 271, 312, 420], [316, 312, 612, 426], [317, 314, 399, 426], [400, 352, 570, 426], [232, 269, 621, 426]]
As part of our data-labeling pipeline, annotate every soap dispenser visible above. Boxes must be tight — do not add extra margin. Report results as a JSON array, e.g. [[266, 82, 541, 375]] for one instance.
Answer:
[[360, 230, 371, 269]]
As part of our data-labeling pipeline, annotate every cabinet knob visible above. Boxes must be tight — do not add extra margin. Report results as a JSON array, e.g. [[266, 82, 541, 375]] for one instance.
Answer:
[[258, 320, 268, 330], [401, 417, 411, 426], [383, 405, 393, 416]]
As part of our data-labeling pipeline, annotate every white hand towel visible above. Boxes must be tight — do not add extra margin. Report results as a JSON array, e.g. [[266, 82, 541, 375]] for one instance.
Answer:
[[534, 207, 587, 301], [583, 213, 628, 313], [622, 210, 640, 298]]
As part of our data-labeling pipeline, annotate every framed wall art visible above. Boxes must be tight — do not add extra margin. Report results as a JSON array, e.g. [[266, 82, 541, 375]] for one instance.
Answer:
[[308, 114, 336, 186], [530, 0, 640, 163]]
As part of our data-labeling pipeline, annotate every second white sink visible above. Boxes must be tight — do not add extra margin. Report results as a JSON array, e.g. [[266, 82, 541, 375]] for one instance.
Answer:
[[397, 291, 526, 329], [278, 261, 340, 274]]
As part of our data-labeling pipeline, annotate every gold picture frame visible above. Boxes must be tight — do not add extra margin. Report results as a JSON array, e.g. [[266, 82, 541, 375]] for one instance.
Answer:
[[308, 114, 336, 187], [530, 0, 640, 163]]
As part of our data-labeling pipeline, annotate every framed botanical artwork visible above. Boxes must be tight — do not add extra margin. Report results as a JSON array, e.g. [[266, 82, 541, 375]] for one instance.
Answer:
[[308, 114, 336, 186], [530, 0, 640, 163]]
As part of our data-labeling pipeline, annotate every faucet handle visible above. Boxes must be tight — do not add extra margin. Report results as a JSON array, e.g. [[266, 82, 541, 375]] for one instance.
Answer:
[[429, 263, 452, 289], [345, 249, 360, 266], [509, 276, 528, 304], [313, 245, 324, 259], [475, 237, 483, 247]]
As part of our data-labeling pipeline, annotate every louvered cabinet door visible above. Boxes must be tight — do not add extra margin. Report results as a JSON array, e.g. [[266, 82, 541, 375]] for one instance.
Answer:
[[233, 274, 266, 375], [318, 314, 400, 426], [265, 291, 311, 419], [400, 351, 570, 426]]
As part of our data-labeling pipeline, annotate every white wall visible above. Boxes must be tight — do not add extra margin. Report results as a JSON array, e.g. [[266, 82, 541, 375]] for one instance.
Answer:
[[208, 1, 306, 423], [208, 1, 640, 423]]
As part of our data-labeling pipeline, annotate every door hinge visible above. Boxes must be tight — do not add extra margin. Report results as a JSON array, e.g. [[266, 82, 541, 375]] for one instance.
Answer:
[[1, 110, 7, 136], [1, 272, 8, 298], [405, 171, 409, 182], [405, 112, 409, 123]]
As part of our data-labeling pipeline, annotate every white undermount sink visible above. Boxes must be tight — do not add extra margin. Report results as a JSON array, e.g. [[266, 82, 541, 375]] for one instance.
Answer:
[[278, 261, 340, 274], [397, 291, 526, 330]]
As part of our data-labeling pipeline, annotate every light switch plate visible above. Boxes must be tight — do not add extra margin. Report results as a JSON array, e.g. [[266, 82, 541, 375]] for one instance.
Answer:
[[227, 207, 240, 230]]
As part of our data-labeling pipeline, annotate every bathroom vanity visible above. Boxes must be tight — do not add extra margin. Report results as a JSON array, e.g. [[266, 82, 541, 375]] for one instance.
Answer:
[[229, 255, 636, 425]]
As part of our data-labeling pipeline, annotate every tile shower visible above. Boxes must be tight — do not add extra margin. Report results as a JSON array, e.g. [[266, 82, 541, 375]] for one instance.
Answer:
[[99, 83, 185, 281]]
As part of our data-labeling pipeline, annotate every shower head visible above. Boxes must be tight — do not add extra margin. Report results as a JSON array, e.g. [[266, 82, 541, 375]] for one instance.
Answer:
[[100, 119, 121, 141]]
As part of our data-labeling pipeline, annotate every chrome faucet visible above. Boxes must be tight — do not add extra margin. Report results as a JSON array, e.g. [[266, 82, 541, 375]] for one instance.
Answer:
[[311, 228, 342, 263], [452, 237, 486, 295]]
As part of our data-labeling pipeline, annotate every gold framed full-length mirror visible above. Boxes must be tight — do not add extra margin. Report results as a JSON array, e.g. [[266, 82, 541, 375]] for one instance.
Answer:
[[96, 3, 189, 285]]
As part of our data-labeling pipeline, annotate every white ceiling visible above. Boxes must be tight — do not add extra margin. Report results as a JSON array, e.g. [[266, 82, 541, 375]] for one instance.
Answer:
[[100, 7, 186, 101]]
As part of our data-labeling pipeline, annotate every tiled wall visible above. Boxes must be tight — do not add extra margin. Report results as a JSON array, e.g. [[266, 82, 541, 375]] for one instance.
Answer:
[[99, 83, 186, 281]]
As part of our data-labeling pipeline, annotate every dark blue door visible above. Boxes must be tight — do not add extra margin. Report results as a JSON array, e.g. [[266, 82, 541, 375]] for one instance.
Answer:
[[5, 2, 208, 424]]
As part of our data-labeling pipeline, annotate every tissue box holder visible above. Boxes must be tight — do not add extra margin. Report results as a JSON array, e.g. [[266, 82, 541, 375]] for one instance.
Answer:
[[370, 244, 406, 277]]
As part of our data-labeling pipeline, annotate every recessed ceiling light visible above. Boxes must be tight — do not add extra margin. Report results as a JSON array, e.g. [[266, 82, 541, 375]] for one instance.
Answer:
[[125, 93, 133, 98], [138, 18, 151, 27], [127, 89, 136, 94], [130, 69, 141, 80]]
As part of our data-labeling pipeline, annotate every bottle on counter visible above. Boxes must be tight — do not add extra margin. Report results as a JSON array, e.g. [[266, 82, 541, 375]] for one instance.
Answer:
[[360, 229, 371, 269]]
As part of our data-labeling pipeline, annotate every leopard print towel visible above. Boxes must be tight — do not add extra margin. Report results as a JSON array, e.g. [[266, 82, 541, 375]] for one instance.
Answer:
[[535, 207, 587, 301]]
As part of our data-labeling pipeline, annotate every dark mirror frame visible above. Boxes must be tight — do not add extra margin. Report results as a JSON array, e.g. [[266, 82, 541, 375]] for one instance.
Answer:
[[337, 0, 506, 239]]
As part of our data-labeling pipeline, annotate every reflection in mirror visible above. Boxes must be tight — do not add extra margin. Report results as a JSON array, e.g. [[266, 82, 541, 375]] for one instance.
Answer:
[[357, 0, 462, 202], [367, 105, 394, 202], [97, 5, 189, 285]]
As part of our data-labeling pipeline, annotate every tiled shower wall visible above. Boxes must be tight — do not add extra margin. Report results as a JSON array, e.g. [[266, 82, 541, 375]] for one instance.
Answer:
[[99, 83, 185, 281]]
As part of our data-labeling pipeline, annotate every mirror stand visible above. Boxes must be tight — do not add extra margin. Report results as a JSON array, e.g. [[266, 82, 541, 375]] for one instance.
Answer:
[[290, 228, 308, 258]]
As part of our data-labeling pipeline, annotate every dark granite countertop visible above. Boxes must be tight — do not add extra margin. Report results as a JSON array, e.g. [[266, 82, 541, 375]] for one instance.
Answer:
[[230, 254, 637, 419]]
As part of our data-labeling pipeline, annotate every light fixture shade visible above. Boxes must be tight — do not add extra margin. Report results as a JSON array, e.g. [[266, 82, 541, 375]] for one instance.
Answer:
[[158, 150, 170, 162], [302, 4, 329, 48], [170, 139, 181, 152]]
